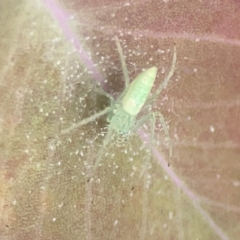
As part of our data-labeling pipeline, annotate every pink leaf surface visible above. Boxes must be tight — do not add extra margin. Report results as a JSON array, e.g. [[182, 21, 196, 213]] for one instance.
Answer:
[[0, 0, 239, 239]]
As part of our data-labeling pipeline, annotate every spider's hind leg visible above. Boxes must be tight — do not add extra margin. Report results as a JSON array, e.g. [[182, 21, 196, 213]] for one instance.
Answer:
[[133, 111, 172, 162], [156, 112, 172, 159]]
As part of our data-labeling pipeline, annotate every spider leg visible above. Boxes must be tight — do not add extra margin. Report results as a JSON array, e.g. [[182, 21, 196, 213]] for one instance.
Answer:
[[156, 112, 172, 159], [61, 106, 111, 135], [132, 113, 154, 133], [92, 128, 114, 173], [132, 112, 156, 150], [156, 44, 177, 95], [148, 44, 177, 103], [133, 111, 172, 160], [94, 85, 115, 103], [61, 79, 116, 135], [115, 36, 130, 90]]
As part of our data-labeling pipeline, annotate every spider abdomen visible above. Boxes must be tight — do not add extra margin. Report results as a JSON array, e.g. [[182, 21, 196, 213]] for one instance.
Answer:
[[121, 67, 158, 116]]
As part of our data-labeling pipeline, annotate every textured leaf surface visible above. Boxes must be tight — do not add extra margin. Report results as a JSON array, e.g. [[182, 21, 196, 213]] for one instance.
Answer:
[[0, 0, 239, 239]]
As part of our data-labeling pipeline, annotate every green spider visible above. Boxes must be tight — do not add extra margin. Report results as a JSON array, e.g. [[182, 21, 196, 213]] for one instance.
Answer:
[[61, 36, 177, 172]]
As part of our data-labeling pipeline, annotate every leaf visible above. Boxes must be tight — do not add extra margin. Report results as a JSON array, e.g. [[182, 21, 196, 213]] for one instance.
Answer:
[[0, 0, 239, 239]]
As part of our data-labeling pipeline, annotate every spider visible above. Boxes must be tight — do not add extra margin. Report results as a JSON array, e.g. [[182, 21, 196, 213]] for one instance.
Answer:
[[61, 36, 177, 172]]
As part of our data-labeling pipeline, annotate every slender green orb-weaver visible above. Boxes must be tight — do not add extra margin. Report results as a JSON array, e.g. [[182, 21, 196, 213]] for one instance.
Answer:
[[61, 36, 177, 172]]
